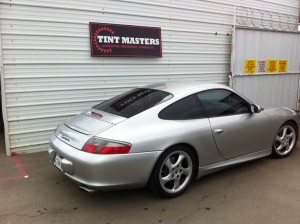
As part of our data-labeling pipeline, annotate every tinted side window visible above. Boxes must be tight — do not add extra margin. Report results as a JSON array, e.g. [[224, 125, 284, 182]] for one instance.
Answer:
[[197, 89, 251, 117], [159, 95, 206, 120]]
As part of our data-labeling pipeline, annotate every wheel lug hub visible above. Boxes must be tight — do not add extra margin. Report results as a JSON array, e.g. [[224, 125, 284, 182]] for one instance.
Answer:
[[171, 167, 181, 179]]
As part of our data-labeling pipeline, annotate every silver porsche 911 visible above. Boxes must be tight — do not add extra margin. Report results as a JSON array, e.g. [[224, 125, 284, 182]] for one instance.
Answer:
[[49, 82, 299, 197]]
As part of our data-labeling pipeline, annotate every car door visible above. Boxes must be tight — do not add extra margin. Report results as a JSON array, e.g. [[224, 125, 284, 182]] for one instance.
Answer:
[[158, 94, 224, 166], [196, 89, 270, 160]]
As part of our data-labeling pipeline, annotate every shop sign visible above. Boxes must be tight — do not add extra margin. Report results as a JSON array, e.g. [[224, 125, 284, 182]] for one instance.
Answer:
[[89, 22, 162, 57]]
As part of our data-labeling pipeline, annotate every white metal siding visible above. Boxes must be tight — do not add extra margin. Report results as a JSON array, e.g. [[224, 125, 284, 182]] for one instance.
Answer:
[[233, 74, 300, 109], [0, 0, 299, 155], [232, 28, 300, 110], [233, 29, 300, 75]]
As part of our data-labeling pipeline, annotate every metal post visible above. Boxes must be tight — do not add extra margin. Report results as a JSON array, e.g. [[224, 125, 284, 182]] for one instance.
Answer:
[[229, 6, 237, 88], [0, 27, 11, 156]]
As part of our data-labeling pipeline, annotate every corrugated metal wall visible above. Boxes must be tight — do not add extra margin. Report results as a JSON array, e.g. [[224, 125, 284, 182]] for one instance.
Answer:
[[0, 0, 299, 155], [233, 29, 300, 74], [231, 28, 300, 110], [233, 74, 300, 109]]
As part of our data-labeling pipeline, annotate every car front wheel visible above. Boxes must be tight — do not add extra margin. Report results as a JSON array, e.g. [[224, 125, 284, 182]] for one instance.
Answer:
[[272, 122, 297, 158], [149, 145, 195, 198]]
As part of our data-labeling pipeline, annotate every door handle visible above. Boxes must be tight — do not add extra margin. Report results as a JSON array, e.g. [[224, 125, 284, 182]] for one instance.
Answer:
[[214, 129, 224, 134]]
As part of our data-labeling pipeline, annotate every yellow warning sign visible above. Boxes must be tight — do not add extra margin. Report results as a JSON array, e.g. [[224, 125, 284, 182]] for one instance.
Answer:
[[278, 60, 288, 73], [267, 60, 277, 73], [244, 60, 256, 74]]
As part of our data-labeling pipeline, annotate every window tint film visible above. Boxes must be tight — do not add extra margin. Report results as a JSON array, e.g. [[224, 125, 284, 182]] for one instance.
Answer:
[[197, 89, 251, 117], [159, 95, 206, 120], [93, 88, 172, 118]]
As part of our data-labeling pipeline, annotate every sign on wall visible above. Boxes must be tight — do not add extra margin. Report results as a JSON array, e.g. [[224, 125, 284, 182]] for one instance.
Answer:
[[243, 59, 288, 75], [89, 22, 162, 57], [244, 60, 256, 74], [267, 60, 278, 73], [257, 60, 266, 73], [278, 60, 288, 73]]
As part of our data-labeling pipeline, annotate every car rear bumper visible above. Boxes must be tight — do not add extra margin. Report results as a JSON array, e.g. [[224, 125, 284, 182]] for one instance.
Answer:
[[49, 134, 161, 191]]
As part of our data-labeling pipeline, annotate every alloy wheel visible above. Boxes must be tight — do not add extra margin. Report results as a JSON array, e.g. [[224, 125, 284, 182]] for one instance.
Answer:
[[159, 150, 193, 194], [273, 124, 296, 156]]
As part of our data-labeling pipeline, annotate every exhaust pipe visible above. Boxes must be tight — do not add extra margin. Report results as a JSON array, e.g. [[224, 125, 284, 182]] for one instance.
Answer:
[[78, 185, 97, 193]]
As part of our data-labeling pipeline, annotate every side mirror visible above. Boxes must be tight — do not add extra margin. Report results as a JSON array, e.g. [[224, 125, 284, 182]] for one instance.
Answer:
[[251, 104, 264, 113]]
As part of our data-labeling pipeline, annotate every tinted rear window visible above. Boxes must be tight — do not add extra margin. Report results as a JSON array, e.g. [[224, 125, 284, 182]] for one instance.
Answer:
[[93, 88, 172, 118]]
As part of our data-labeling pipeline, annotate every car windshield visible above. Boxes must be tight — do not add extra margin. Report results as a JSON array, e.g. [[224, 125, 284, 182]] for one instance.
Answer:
[[93, 88, 172, 118]]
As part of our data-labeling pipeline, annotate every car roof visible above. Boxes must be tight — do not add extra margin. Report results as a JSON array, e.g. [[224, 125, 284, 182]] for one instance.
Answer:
[[142, 81, 229, 95]]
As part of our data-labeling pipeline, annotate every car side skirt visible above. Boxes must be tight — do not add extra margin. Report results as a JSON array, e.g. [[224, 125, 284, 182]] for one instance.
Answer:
[[197, 148, 272, 178]]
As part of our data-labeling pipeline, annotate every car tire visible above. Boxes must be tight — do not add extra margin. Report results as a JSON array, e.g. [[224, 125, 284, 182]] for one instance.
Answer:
[[149, 145, 196, 198], [272, 122, 298, 158]]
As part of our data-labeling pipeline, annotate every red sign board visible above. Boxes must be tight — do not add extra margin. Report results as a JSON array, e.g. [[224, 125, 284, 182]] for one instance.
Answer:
[[89, 22, 162, 58]]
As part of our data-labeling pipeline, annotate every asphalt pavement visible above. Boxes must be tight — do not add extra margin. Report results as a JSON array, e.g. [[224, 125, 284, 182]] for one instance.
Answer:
[[1, 136, 300, 224]]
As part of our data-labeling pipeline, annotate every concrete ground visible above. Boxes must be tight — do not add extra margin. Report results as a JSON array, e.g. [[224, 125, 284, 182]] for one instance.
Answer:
[[1, 136, 300, 224]]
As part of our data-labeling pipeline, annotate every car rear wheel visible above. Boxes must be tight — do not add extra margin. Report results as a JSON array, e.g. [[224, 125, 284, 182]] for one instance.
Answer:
[[272, 122, 297, 158], [149, 145, 195, 198]]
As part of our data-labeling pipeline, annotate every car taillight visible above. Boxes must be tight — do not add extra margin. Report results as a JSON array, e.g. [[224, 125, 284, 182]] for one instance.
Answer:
[[82, 137, 131, 155]]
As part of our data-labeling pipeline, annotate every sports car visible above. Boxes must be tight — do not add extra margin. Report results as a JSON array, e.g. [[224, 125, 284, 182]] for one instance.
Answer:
[[49, 82, 299, 197]]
